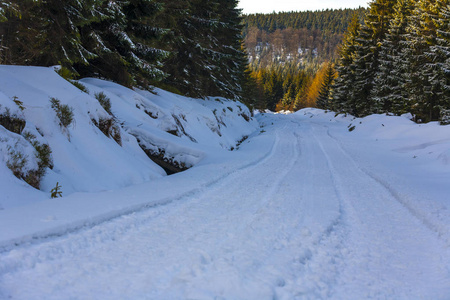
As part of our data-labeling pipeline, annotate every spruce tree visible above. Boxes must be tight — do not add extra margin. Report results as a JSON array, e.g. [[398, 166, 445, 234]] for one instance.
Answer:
[[372, 0, 414, 115], [75, 0, 134, 85], [240, 63, 259, 109], [430, 0, 450, 123], [316, 62, 336, 109], [157, 0, 247, 99], [264, 68, 284, 111], [122, 0, 168, 87], [76, 0, 168, 87], [210, 0, 247, 100], [28, 0, 102, 68], [0, 1, 19, 22], [350, 0, 397, 116], [331, 14, 361, 114], [403, 0, 441, 122], [156, 0, 221, 98], [0, 0, 20, 63], [1, 0, 101, 68]]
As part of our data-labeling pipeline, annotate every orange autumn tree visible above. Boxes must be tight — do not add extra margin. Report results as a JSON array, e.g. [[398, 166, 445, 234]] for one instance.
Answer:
[[294, 62, 329, 110]]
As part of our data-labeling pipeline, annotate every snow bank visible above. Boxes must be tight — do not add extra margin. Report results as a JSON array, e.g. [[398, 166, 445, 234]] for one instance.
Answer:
[[0, 66, 258, 210], [295, 108, 450, 168]]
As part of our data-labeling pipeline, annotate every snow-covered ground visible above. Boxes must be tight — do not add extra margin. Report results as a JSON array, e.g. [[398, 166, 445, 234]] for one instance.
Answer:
[[1, 66, 450, 299]]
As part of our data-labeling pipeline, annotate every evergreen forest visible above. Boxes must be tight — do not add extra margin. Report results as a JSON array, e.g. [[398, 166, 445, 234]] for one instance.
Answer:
[[0, 0, 246, 102], [0, 0, 449, 124], [325, 0, 450, 124]]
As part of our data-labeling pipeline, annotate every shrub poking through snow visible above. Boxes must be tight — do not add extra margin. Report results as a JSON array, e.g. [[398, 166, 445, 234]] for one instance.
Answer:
[[50, 182, 63, 198], [70, 81, 89, 93], [92, 117, 122, 146], [12, 96, 24, 111], [240, 112, 251, 122], [3, 132, 53, 189], [55, 66, 89, 93], [50, 97, 74, 129], [5, 146, 28, 179], [95, 92, 112, 115], [56, 66, 75, 80], [0, 105, 26, 134], [4, 131, 54, 189], [22, 131, 53, 172]]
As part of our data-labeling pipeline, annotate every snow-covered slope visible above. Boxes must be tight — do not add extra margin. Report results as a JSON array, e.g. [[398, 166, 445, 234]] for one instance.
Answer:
[[1, 108, 449, 299], [0, 66, 257, 209]]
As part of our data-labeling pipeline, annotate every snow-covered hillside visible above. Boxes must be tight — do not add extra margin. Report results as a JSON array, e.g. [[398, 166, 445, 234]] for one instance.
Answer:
[[1, 66, 450, 299], [0, 66, 257, 209]]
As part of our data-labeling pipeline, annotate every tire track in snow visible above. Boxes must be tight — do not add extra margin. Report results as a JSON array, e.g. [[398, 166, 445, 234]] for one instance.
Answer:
[[0, 131, 283, 277], [0, 124, 301, 300], [276, 120, 349, 299], [0, 125, 280, 254], [309, 122, 450, 299], [323, 126, 450, 247], [156, 124, 305, 299]]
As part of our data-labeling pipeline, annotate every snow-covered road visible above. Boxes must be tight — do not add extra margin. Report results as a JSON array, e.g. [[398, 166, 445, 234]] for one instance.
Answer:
[[1, 113, 450, 299]]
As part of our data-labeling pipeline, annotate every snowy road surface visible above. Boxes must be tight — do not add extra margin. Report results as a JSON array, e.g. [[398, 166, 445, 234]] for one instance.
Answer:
[[1, 112, 450, 299]]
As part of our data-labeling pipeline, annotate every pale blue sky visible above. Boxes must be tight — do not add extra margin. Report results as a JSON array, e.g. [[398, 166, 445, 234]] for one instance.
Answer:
[[238, 0, 369, 14]]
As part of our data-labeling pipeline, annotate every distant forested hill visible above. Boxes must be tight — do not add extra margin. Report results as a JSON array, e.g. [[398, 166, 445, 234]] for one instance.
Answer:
[[241, 8, 366, 111], [242, 8, 367, 69]]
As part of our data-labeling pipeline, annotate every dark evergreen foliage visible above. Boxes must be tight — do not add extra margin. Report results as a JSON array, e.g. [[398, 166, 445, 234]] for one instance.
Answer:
[[331, 14, 361, 114], [402, 0, 442, 122], [0, 0, 103, 69], [155, 0, 246, 100], [74, 0, 168, 87], [428, 0, 450, 124], [330, 0, 450, 123], [0, 0, 247, 99], [372, 0, 414, 115], [316, 62, 336, 109], [243, 8, 367, 34]]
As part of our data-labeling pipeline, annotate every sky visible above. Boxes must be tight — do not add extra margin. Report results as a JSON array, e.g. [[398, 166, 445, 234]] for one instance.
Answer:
[[238, 0, 369, 14]]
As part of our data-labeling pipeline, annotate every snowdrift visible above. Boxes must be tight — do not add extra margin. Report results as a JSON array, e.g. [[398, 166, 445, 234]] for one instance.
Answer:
[[0, 66, 258, 209]]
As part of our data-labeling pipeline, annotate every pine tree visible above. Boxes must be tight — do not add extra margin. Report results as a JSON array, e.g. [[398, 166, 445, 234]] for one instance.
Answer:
[[293, 79, 310, 111], [264, 69, 284, 111], [253, 68, 269, 110], [316, 62, 336, 109], [122, 0, 168, 87], [279, 72, 296, 110], [240, 63, 259, 109], [331, 13, 361, 113], [75, 0, 134, 85], [219, 0, 248, 100], [0, 1, 19, 22], [156, 0, 221, 98], [372, 0, 414, 115], [1, 0, 100, 68], [76, 0, 168, 87], [157, 0, 247, 99], [430, 0, 450, 124], [403, 0, 441, 122], [28, 0, 102, 69], [0, 0, 20, 63], [202, 0, 247, 99], [350, 0, 397, 116]]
